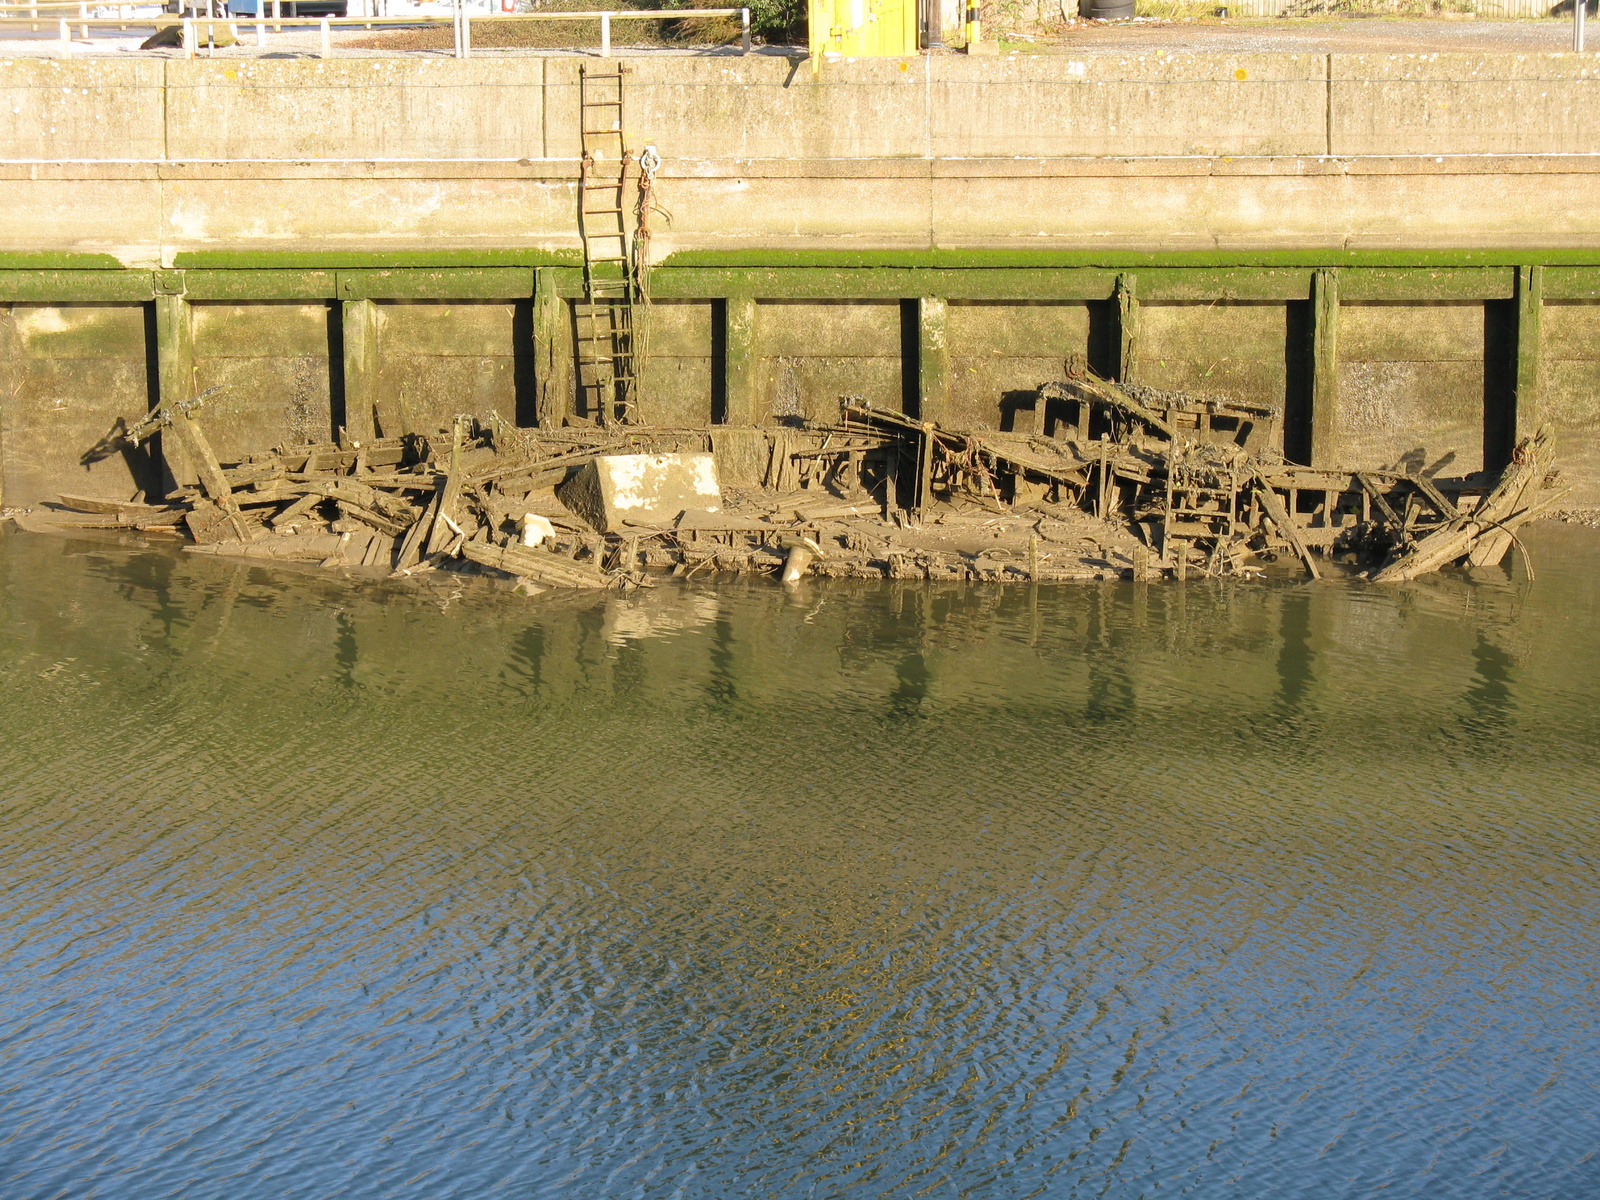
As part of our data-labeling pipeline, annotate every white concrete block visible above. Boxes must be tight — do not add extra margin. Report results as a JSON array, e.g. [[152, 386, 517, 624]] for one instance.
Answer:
[[561, 452, 722, 533]]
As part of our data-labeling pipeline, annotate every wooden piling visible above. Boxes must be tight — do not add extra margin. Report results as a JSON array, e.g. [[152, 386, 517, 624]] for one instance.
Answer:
[[1115, 273, 1138, 382], [154, 292, 196, 488], [1515, 264, 1543, 444], [1310, 267, 1340, 470], [341, 298, 379, 442], [533, 267, 572, 429], [723, 293, 758, 426], [918, 297, 951, 426]]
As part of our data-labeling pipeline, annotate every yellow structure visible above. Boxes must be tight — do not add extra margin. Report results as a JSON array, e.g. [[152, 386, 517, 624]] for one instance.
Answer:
[[808, 0, 919, 59]]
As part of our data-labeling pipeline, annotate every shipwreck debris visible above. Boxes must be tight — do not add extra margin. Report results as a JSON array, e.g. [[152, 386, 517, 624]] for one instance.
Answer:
[[1369, 429, 1565, 582], [35, 366, 1565, 591]]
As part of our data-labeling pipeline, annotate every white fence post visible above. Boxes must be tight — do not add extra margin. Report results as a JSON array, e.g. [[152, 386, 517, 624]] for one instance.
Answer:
[[77, 1, 85, 38], [600, 9, 609, 56], [740, 6, 749, 52], [1577, 0, 1587, 53], [57, 16, 68, 53], [255, 18, 264, 45], [319, 14, 330, 55], [182, 15, 193, 56]]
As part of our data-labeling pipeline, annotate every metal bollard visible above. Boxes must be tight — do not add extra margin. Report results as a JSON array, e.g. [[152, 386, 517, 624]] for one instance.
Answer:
[[58, 17, 69, 54], [319, 14, 330, 56], [78, 1, 86, 39], [255, 19, 264, 45], [182, 15, 193, 57], [1578, 0, 1587, 53], [462, 11, 470, 56], [741, 7, 750, 53], [600, 11, 610, 57]]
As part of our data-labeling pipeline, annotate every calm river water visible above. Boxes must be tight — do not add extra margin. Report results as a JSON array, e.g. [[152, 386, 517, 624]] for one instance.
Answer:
[[1, 523, 1597, 1199]]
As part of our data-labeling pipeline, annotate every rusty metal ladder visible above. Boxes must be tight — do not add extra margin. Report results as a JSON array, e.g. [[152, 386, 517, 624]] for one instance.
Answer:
[[576, 64, 639, 427]]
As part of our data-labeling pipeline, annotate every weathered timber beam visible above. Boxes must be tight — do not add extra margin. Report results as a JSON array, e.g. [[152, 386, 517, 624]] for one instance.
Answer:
[[723, 294, 759, 426], [1116, 273, 1138, 382], [172, 250, 582, 271], [647, 268, 1120, 302], [1515, 265, 1543, 443], [1515, 266, 1600, 299], [184, 270, 338, 301], [533, 267, 573, 430], [1136, 268, 1308, 302], [154, 292, 197, 488], [659, 249, 1600, 271], [336, 268, 536, 300], [1340, 267, 1515, 302], [0, 264, 1566, 305], [918, 297, 950, 425], [341, 298, 380, 443], [1310, 267, 1339, 471], [0, 270, 156, 303]]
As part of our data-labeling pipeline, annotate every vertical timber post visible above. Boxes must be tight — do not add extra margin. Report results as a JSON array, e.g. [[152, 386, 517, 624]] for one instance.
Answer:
[[918, 296, 950, 425], [723, 293, 758, 425], [341, 297, 379, 442], [1311, 267, 1340, 470], [1515, 264, 1543, 444], [154, 286, 196, 487], [533, 267, 571, 429], [1116, 272, 1138, 382], [0, 304, 19, 511]]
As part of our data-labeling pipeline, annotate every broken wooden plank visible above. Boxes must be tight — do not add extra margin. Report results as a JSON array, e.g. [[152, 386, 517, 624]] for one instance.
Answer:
[[165, 413, 251, 541], [1355, 472, 1407, 537], [460, 540, 615, 589], [394, 486, 441, 571], [1373, 429, 1556, 581], [424, 425, 467, 557], [1252, 472, 1321, 580], [336, 501, 411, 539], [55, 494, 180, 519], [1405, 473, 1461, 522]]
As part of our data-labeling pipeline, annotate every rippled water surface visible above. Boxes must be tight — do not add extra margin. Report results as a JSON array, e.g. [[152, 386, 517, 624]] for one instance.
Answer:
[[2, 524, 1598, 1199]]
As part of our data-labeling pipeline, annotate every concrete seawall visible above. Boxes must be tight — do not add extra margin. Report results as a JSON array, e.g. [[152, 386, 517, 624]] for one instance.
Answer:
[[2, 54, 1599, 509], [8, 55, 1600, 257]]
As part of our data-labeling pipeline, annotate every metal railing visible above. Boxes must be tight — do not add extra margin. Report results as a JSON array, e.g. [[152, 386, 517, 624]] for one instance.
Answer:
[[0, 5, 753, 57]]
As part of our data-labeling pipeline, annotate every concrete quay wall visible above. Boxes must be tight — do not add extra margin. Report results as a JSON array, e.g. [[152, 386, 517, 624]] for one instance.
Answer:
[[4, 55, 1600, 510], [4, 55, 1600, 257]]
